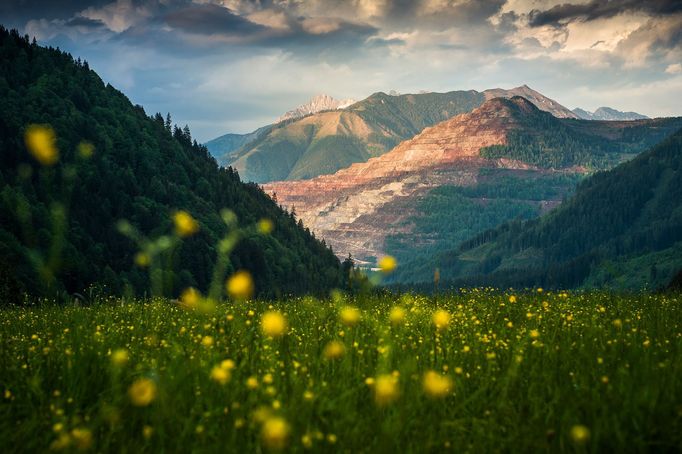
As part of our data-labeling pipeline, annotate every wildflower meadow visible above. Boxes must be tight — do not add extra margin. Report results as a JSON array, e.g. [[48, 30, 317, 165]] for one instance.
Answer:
[[1, 290, 681, 452]]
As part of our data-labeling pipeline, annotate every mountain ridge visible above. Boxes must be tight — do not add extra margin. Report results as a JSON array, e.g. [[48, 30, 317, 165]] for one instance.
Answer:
[[573, 107, 649, 121], [216, 85, 580, 183]]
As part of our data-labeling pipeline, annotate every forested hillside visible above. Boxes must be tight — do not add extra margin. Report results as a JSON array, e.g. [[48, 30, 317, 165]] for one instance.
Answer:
[[480, 102, 682, 169], [443, 127, 682, 289], [0, 27, 341, 302]]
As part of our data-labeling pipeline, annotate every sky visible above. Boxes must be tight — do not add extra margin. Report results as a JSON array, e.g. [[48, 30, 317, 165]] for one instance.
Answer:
[[2, 0, 682, 142]]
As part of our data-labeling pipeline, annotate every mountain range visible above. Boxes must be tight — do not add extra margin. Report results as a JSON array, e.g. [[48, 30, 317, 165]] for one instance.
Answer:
[[573, 107, 649, 121], [263, 96, 682, 287], [209, 85, 591, 183], [207, 85, 654, 184]]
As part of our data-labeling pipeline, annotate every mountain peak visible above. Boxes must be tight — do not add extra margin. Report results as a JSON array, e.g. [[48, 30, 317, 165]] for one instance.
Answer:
[[483, 85, 578, 119], [277, 94, 356, 123]]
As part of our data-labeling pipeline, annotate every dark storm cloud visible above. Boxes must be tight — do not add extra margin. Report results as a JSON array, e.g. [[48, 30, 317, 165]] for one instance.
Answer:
[[65, 16, 106, 29], [164, 4, 265, 36], [529, 0, 682, 27], [0, 0, 109, 22]]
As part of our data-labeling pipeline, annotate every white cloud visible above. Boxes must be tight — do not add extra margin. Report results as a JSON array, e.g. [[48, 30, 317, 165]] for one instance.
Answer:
[[666, 63, 682, 74]]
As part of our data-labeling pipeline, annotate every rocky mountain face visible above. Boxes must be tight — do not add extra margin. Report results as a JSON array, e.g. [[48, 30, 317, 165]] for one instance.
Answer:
[[277, 94, 356, 123], [573, 107, 649, 121], [263, 97, 682, 274], [263, 98, 566, 263]]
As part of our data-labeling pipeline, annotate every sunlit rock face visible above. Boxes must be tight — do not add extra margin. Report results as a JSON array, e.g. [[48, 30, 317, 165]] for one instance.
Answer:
[[263, 97, 542, 262]]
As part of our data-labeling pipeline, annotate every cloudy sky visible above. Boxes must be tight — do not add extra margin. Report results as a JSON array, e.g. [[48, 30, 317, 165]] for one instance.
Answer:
[[2, 0, 681, 141]]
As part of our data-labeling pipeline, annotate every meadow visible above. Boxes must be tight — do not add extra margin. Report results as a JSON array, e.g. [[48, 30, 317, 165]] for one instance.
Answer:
[[1, 290, 681, 452]]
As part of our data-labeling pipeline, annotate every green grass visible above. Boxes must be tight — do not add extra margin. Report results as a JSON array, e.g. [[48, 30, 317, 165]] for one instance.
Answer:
[[1, 290, 681, 452]]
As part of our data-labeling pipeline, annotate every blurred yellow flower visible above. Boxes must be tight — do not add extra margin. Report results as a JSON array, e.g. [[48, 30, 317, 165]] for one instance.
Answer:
[[210, 365, 231, 385], [246, 376, 259, 390], [201, 336, 214, 347], [220, 359, 236, 370], [339, 306, 361, 326], [432, 309, 451, 330], [389, 306, 406, 326], [227, 270, 254, 300], [374, 374, 399, 406], [422, 370, 452, 398], [261, 311, 288, 337], [378, 255, 397, 274], [134, 252, 150, 267], [529, 329, 540, 339], [111, 348, 129, 367], [70, 428, 93, 451], [261, 416, 289, 451], [258, 218, 274, 234], [180, 287, 201, 309], [173, 210, 199, 237], [25, 124, 58, 166], [569, 425, 590, 445], [128, 378, 157, 406], [323, 340, 345, 359]]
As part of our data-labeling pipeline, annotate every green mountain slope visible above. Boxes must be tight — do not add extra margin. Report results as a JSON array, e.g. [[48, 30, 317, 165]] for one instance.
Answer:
[[227, 90, 486, 182], [384, 98, 682, 284], [204, 125, 271, 162], [441, 127, 682, 289], [0, 27, 341, 302]]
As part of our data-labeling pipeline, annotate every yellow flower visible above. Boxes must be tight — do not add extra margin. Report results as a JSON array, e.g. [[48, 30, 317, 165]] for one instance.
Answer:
[[201, 336, 214, 347], [569, 425, 590, 445], [378, 255, 397, 274], [261, 311, 288, 337], [134, 252, 150, 267], [323, 340, 345, 360], [180, 287, 201, 309], [128, 378, 157, 406], [339, 306, 361, 326], [432, 309, 451, 330], [70, 428, 93, 451], [142, 425, 154, 439], [110, 348, 129, 367], [422, 370, 452, 398], [220, 359, 236, 370], [388, 306, 406, 326], [261, 416, 289, 451], [227, 270, 254, 300], [509, 295, 517, 303], [246, 376, 259, 390], [25, 124, 58, 166], [374, 374, 399, 406], [210, 365, 231, 385], [529, 329, 540, 339], [173, 210, 199, 237], [258, 218, 274, 234]]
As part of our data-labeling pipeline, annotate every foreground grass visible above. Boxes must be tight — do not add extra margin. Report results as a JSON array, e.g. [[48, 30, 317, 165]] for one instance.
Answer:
[[1, 290, 681, 452]]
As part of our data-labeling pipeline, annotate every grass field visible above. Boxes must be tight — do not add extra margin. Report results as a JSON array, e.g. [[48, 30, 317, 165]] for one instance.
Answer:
[[1, 290, 681, 452]]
